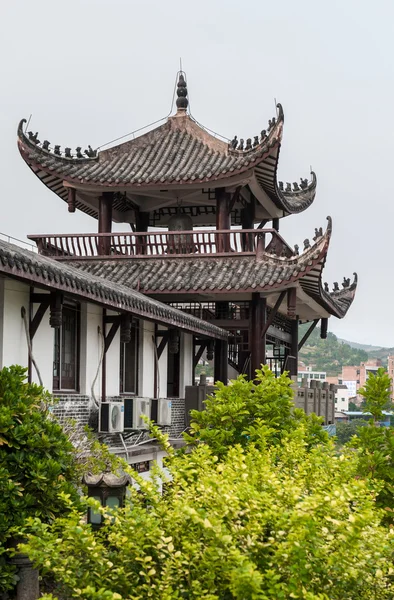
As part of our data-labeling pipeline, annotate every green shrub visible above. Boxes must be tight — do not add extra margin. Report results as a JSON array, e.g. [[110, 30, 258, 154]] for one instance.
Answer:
[[184, 366, 329, 457], [22, 428, 394, 600], [0, 365, 79, 592]]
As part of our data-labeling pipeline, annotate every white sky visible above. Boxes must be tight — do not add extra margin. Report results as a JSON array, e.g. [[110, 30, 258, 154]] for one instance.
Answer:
[[1, 0, 393, 346]]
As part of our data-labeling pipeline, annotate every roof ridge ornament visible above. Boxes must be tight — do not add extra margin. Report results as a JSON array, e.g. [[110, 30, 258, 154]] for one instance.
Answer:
[[176, 72, 189, 112]]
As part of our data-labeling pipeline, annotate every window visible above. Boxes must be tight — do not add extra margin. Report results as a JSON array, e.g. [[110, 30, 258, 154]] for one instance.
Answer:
[[53, 305, 79, 391], [120, 322, 138, 394], [320, 374, 325, 379]]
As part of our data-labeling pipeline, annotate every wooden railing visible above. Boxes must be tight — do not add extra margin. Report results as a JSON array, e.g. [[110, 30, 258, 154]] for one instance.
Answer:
[[27, 229, 294, 260]]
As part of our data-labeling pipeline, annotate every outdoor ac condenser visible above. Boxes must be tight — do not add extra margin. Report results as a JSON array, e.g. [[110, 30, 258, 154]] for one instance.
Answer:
[[123, 397, 151, 430], [151, 398, 172, 426], [99, 402, 124, 433]]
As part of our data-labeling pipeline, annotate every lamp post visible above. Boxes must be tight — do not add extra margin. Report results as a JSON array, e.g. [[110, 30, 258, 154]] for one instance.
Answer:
[[82, 472, 131, 528]]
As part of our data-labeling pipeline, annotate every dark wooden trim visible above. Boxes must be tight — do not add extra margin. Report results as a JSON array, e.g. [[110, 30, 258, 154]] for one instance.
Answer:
[[30, 297, 51, 339], [257, 219, 268, 229], [320, 317, 328, 339], [31, 293, 51, 303], [260, 291, 286, 339], [104, 319, 121, 353], [194, 340, 208, 368], [104, 315, 121, 324], [298, 319, 319, 351], [157, 331, 170, 359], [67, 187, 76, 213], [287, 287, 297, 318], [102, 310, 106, 403], [228, 186, 242, 213], [98, 192, 113, 255], [289, 317, 299, 377], [250, 294, 267, 377]]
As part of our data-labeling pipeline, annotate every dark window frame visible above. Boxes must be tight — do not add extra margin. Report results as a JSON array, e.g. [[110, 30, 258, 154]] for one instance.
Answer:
[[120, 321, 139, 395], [53, 302, 80, 392]]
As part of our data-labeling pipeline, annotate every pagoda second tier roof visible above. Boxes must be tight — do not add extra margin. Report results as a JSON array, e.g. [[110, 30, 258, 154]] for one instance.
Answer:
[[17, 103, 316, 220], [64, 218, 357, 321]]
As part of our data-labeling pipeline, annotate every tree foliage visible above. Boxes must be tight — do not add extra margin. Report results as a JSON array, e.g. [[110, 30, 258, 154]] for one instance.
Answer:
[[22, 428, 394, 600], [358, 368, 393, 424], [335, 419, 369, 446], [20, 369, 394, 600], [0, 366, 80, 592], [184, 366, 329, 457]]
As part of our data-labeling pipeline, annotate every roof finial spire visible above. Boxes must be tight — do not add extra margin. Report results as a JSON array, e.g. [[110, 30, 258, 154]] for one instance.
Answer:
[[176, 71, 188, 112]]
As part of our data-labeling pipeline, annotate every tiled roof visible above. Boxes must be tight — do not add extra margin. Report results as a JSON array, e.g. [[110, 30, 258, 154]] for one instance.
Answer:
[[17, 106, 316, 218], [0, 239, 227, 340], [68, 218, 356, 319]]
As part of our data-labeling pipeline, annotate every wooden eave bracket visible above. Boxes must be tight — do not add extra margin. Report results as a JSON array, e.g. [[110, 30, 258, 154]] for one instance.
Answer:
[[194, 340, 208, 368], [260, 291, 287, 340], [157, 331, 170, 360], [104, 317, 121, 353], [298, 319, 319, 352]]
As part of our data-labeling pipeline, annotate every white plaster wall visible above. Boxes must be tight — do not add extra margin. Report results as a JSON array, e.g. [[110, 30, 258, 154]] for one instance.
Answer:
[[138, 320, 155, 398], [179, 333, 193, 398], [80, 303, 103, 398], [0, 279, 29, 370], [158, 327, 168, 399], [105, 310, 121, 397], [31, 297, 53, 391]]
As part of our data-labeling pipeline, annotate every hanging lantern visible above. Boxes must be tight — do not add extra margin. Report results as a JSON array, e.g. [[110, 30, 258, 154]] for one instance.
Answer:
[[206, 341, 214, 361], [120, 315, 132, 344], [83, 471, 132, 529], [168, 329, 180, 354], [168, 210, 194, 253]]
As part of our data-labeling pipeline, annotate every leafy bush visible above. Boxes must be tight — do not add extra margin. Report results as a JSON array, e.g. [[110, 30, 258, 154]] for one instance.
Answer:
[[358, 367, 393, 423], [336, 419, 369, 445], [22, 427, 394, 600], [184, 366, 329, 457], [0, 366, 79, 593]]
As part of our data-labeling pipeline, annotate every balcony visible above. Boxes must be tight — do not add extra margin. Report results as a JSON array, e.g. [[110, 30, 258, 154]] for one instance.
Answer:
[[28, 229, 294, 260]]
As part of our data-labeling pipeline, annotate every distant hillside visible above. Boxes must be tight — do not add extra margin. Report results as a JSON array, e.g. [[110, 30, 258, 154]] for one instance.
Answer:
[[338, 338, 394, 362], [299, 326, 370, 376]]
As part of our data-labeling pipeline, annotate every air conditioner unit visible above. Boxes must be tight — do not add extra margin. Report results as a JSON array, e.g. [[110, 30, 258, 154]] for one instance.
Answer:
[[124, 397, 151, 430], [151, 398, 172, 426], [99, 402, 124, 433]]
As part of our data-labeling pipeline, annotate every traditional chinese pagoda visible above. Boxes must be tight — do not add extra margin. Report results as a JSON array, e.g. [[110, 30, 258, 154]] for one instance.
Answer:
[[18, 72, 357, 383]]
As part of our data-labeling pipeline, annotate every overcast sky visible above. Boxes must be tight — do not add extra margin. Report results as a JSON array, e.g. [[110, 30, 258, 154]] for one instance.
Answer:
[[1, 0, 393, 346]]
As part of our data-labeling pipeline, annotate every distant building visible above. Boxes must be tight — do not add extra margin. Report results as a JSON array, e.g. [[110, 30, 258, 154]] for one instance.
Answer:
[[334, 385, 351, 412], [297, 366, 326, 384], [388, 356, 394, 402], [340, 360, 382, 400]]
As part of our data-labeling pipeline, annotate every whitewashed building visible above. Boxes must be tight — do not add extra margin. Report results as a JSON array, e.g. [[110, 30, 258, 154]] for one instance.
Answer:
[[0, 238, 226, 463]]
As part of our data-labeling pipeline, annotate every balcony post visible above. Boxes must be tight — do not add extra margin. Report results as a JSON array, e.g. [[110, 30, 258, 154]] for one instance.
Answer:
[[214, 302, 228, 384], [215, 188, 230, 252], [98, 192, 113, 255], [250, 294, 266, 378]]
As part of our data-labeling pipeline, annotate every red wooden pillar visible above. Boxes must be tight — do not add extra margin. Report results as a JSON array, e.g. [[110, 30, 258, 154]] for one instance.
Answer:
[[250, 294, 266, 378], [290, 317, 299, 377], [98, 192, 113, 255], [215, 188, 230, 252], [136, 211, 150, 254], [214, 302, 228, 384]]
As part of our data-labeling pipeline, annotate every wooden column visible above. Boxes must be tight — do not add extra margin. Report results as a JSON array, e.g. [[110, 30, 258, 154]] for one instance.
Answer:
[[215, 188, 230, 252], [289, 317, 299, 377], [98, 192, 113, 255], [241, 200, 255, 251], [135, 211, 150, 255], [214, 301, 228, 384], [67, 187, 76, 213], [250, 294, 266, 378]]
